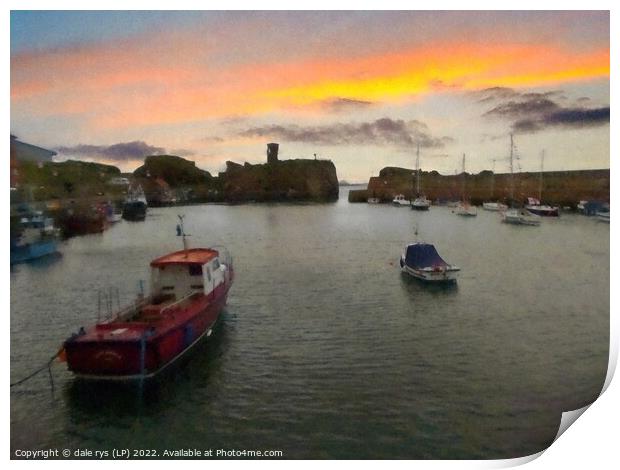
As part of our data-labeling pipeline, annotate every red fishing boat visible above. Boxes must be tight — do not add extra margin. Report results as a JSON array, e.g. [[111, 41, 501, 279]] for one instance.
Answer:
[[63, 218, 234, 380]]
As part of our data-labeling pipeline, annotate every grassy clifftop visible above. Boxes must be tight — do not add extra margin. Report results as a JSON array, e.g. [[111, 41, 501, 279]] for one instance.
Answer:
[[134, 155, 213, 185], [12, 160, 122, 201]]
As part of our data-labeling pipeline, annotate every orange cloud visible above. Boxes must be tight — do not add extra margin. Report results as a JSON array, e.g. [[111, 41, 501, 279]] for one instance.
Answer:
[[11, 33, 609, 131]]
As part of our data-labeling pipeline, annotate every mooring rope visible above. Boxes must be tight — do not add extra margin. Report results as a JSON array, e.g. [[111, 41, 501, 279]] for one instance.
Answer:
[[10, 348, 63, 389]]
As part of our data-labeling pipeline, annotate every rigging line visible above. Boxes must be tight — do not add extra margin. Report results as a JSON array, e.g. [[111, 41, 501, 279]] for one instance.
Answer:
[[10, 348, 62, 388]]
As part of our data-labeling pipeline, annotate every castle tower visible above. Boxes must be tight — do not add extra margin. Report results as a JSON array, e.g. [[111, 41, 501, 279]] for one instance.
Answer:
[[267, 143, 279, 164]]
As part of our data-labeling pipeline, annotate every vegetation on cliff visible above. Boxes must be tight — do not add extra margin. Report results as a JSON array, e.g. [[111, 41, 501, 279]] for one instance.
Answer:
[[134, 155, 213, 185], [12, 160, 123, 202]]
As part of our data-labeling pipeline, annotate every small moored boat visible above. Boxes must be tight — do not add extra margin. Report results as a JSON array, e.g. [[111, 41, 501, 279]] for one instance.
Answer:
[[399, 242, 460, 283], [524, 197, 559, 217], [502, 208, 541, 226], [596, 210, 610, 223], [63, 217, 234, 381], [454, 154, 477, 216], [412, 196, 431, 211], [392, 194, 411, 206], [455, 202, 477, 217], [122, 185, 148, 221], [482, 202, 508, 211]]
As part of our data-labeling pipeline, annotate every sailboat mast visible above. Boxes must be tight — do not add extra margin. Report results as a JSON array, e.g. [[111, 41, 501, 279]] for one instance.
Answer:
[[491, 159, 496, 199], [539, 149, 545, 201], [461, 153, 466, 200], [509, 134, 515, 205], [416, 142, 420, 195]]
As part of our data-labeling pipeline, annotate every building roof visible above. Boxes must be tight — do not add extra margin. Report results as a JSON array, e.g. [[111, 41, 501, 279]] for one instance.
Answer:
[[150, 248, 218, 267], [11, 137, 57, 163]]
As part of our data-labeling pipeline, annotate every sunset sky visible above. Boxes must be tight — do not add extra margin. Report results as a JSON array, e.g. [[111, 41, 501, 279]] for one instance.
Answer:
[[10, 11, 610, 181]]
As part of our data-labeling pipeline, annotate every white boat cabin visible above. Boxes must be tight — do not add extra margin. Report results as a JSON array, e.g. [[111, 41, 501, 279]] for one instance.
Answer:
[[149, 248, 226, 300]]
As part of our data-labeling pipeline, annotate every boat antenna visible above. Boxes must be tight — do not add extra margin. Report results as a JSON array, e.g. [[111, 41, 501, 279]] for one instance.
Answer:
[[176, 214, 190, 255]]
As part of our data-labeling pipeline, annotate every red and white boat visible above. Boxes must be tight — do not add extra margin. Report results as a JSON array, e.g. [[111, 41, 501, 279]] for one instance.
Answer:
[[63, 221, 234, 380], [524, 197, 559, 217]]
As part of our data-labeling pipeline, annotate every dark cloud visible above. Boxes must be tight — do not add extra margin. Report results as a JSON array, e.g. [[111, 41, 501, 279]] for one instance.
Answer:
[[320, 97, 375, 112], [513, 107, 610, 133], [471, 87, 519, 103], [472, 87, 564, 104], [483, 98, 560, 118], [55, 141, 166, 161], [475, 87, 609, 134], [238, 118, 454, 148]]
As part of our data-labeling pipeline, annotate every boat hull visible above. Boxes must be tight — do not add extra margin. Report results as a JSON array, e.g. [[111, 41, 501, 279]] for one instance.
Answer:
[[122, 202, 147, 221], [525, 205, 559, 217], [502, 210, 541, 226], [10, 239, 58, 264], [482, 202, 508, 211], [596, 212, 610, 223], [65, 281, 231, 380], [399, 256, 459, 283], [411, 203, 430, 211]]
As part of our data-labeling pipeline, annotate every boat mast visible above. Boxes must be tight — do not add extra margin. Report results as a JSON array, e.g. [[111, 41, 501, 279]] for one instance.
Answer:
[[509, 134, 515, 207], [539, 149, 545, 201], [461, 153, 466, 201], [177, 215, 189, 255], [490, 158, 496, 199], [416, 142, 421, 196]]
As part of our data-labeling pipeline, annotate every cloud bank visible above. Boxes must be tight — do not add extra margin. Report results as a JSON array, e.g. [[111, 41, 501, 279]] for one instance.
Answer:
[[477, 87, 609, 133], [55, 141, 167, 161], [238, 118, 454, 148]]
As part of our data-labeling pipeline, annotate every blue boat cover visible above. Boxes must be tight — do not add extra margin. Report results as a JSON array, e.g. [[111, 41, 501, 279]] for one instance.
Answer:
[[404, 243, 449, 268]]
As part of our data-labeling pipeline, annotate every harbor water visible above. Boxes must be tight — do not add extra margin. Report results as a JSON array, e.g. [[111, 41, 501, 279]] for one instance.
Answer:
[[10, 187, 609, 459]]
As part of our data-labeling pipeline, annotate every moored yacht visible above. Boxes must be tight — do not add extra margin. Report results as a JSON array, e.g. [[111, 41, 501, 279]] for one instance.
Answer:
[[411, 143, 430, 211], [524, 151, 559, 217], [502, 208, 541, 226], [392, 194, 411, 206], [483, 202, 508, 211], [455, 154, 477, 216], [524, 197, 559, 217], [400, 242, 460, 283]]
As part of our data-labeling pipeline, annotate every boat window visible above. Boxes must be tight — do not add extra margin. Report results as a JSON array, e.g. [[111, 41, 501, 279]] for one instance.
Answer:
[[162, 286, 174, 291], [206, 266, 212, 282], [213, 259, 220, 270], [189, 264, 202, 276]]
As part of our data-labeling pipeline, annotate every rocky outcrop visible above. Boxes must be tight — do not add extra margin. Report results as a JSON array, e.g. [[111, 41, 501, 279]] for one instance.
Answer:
[[132, 154, 339, 203], [221, 159, 339, 202]]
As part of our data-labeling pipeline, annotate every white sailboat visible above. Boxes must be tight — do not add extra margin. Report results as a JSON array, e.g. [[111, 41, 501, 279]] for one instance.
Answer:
[[502, 134, 541, 226], [411, 142, 430, 211], [482, 158, 508, 211], [455, 153, 477, 216], [524, 150, 559, 217]]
